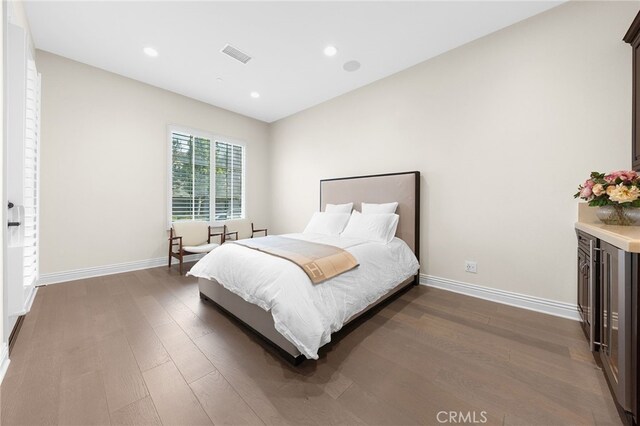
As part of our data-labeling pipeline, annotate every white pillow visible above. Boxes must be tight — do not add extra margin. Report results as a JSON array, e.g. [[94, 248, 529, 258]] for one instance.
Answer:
[[341, 211, 399, 244], [361, 202, 399, 214], [325, 203, 353, 214], [303, 212, 351, 236]]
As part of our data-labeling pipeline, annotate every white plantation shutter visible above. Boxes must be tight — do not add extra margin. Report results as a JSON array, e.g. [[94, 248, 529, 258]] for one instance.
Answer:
[[169, 129, 245, 223], [23, 59, 40, 287], [171, 132, 211, 221], [214, 141, 244, 220]]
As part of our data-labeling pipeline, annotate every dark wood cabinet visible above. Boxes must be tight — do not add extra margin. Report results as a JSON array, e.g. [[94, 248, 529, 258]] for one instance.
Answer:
[[577, 231, 637, 425], [577, 230, 598, 348], [599, 241, 633, 415], [624, 11, 640, 171]]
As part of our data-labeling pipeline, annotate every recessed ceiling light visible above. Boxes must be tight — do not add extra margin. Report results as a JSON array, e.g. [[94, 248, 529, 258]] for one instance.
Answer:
[[250, 91, 260, 98], [216, 77, 223, 83], [324, 45, 338, 57], [343, 60, 361, 72], [143, 47, 158, 57]]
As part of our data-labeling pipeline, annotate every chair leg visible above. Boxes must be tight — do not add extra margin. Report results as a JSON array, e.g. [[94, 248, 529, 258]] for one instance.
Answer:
[[168, 247, 172, 268], [179, 253, 183, 275]]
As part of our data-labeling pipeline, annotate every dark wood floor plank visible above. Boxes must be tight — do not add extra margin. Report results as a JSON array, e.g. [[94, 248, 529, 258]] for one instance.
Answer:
[[193, 332, 295, 426], [142, 360, 213, 426], [1, 286, 67, 425], [153, 294, 215, 340], [112, 293, 171, 372], [0, 265, 622, 426], [337, 382, 421, 425], [57, 370, 111, 426], [190, 369, 265, 425], [96, 332, 149, 413], [110, 396, 162, 426], [60, 342, 102, 389], [134, 295, 174, 328], [369, 307, 607, 423], [153, 321, 215, 383]]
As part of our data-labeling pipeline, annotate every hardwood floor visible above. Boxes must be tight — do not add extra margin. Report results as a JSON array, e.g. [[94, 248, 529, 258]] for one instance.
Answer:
[[0, 263, 621, 425]]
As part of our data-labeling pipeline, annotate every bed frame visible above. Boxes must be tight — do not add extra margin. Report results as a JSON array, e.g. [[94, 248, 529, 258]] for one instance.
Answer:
[[198, 171, 421, 365]]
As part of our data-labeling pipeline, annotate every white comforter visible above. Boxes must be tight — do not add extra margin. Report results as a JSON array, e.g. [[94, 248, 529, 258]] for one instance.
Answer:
[[188, 233, 420, 359]]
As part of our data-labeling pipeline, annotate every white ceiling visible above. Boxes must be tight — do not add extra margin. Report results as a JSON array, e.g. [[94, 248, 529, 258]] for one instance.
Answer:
[[24, 1, 562, 123]]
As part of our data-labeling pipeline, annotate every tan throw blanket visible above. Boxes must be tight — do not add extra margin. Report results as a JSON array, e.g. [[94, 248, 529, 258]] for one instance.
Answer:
[[232, 236, 359, 284]]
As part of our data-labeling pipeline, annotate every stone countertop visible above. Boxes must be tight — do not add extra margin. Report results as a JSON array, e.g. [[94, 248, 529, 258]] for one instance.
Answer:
[[576, 203, 640, 253]]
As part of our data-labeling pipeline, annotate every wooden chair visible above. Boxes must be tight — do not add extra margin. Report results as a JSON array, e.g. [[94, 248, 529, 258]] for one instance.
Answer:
[[224, 219, 268, 241], [169, 221, 224, 274], [251, 222, 268, 238]]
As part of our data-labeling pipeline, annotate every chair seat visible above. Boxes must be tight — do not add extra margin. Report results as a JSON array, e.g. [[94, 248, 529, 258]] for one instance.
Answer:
[[183, 243, 219, 254]]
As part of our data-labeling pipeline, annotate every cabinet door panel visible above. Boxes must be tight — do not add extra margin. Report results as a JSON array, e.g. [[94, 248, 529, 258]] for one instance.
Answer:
[[584, 260, 591, 326], [610, 250, 620, 381], [578, 250, 586, 318], [602, 250, 611, 368], [599, 241, 632, 410]]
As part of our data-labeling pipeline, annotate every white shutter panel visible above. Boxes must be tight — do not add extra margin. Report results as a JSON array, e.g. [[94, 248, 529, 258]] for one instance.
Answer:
[[214, 141, 244, 220], [23, 59, 40, 287], [171, 132, 211, 221]]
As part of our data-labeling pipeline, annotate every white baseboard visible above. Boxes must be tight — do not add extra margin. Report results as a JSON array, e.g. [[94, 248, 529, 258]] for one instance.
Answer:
[[420, 274, 580, 321], [22, 285, 37, 315], [37, 258, 578, 321], [0, 343, 10, 385], [38, 254, 205, 286]]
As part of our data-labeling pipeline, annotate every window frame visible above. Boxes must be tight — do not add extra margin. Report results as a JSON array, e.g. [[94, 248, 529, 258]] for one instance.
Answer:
[[167, 125, 247, 227]]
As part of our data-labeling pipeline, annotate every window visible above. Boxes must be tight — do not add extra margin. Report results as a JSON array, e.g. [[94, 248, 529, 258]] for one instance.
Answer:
[[169, 128, 245, 223]]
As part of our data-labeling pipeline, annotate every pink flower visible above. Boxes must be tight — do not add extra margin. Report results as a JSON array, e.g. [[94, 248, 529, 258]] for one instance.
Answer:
[[605, 170, 638, 183], [584, 179, 595, 188], [580, 186, 593, 198], [622, 171, 638, 181]]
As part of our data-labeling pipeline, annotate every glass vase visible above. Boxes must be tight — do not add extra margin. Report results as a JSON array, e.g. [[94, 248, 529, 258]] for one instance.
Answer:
[[596, 205, 640, 226]]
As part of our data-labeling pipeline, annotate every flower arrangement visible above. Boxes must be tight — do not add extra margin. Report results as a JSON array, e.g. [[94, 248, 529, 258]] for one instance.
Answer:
[[574, 170, 640, 206]]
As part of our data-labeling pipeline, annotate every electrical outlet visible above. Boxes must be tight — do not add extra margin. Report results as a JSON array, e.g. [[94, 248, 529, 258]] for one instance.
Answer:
[[465, 261, 477, 273]]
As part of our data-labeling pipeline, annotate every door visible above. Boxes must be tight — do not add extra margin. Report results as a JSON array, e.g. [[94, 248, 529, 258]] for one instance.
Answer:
[[600, 241, 633, 411], [5, 23, 40, 335], [577, 232, 598, 350]]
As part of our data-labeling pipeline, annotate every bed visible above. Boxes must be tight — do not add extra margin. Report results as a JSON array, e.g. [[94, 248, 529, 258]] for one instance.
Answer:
[[189, 171, 420, 365]]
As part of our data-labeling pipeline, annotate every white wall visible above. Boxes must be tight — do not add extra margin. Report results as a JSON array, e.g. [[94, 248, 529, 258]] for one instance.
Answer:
[[269, 1, 638, 305], [37, 51, 270, 274]]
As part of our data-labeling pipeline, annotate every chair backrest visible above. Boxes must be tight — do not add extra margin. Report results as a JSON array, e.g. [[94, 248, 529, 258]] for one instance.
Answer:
[[225, 218, 252, 239], [172, 221, 209, 246]]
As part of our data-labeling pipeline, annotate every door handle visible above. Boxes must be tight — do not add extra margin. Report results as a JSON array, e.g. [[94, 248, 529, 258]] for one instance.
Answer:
[[7, 222, 20, 227]]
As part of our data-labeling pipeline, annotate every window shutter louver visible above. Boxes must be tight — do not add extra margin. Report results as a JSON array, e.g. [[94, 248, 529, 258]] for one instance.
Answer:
[[23, 59, 40, 287], [215, 141, 244, 220], [171, 132, 211, 221]]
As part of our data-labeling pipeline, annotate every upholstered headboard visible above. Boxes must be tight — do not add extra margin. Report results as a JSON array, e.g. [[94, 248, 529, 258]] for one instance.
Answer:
[[320, 171, 420, 260]]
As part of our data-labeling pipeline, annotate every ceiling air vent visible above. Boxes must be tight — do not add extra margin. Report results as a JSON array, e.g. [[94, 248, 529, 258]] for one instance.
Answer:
[[221, 44, 252, 64]]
